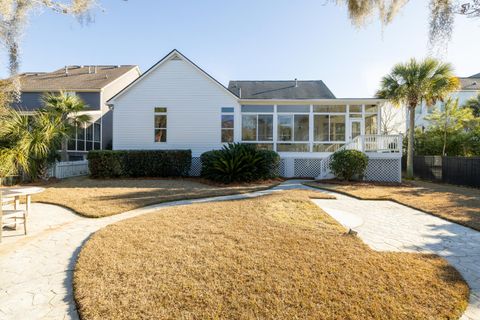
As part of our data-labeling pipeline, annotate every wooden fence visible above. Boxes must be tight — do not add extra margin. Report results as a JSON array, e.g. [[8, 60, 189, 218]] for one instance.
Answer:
[[403, 156, 480, 188]]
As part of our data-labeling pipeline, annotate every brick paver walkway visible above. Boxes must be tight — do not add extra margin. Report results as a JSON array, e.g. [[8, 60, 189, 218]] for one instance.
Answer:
[[312, 194, 480, 320]]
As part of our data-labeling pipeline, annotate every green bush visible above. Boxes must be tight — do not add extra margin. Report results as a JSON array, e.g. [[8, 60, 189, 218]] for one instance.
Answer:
[[88, 150, 192, 178], [329, 149, 368, 181], [200, 143, 279, 183]]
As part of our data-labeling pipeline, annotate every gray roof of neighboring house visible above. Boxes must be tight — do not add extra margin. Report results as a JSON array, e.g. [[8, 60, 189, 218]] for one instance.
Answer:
[[16, 65, 138, 91], [460, 75, 480, 91], [228, 80, 336, 99]]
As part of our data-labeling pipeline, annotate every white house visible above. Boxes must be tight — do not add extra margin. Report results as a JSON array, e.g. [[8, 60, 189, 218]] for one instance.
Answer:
[[413, 73, 480, 129], [108, 50, 402, 182]]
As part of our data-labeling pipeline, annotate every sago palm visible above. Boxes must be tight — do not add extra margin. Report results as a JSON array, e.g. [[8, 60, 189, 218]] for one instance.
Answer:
[[42, 92, 91, 161], [376, 58, 459, 178]]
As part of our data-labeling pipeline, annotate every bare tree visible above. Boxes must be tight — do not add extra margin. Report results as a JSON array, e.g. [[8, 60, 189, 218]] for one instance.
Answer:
[[380, 104, 404, 134], [0, 0, 96, 94]]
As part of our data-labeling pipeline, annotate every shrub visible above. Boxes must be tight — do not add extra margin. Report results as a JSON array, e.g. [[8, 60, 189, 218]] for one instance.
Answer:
[[88, 150, 192, 178], [200, 143, 279, 183], [329, 149, 368, 181]]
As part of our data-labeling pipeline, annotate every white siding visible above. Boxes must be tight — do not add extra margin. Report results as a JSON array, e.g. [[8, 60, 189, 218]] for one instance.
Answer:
[[415, 90, 479, 128], [112, 58, 239, 156]]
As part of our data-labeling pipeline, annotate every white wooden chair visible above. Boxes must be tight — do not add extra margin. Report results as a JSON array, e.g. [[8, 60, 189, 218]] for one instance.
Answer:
[[0, 191, 27, 243]]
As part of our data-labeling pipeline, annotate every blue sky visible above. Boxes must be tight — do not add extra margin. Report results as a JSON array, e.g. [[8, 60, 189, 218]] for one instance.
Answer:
[[4, 0, 480, 97]]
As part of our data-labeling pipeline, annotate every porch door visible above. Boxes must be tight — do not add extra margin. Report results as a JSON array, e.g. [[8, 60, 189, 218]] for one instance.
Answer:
[[349, 119, 363, 140]]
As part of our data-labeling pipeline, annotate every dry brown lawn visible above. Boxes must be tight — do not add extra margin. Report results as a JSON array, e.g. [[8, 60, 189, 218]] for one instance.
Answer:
[[305, 180, 480, 231], [74, 190, 468, 320], [32, 177, 280, 218]]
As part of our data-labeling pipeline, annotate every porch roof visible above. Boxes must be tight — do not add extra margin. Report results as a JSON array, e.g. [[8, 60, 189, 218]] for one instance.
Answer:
[[238, 98, 386, 105]]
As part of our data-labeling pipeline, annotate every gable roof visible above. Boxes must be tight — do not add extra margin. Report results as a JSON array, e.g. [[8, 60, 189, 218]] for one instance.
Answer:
[[16, 65, 139, 91], [108, 49, 239, 103], [228, 80, 336, 99]]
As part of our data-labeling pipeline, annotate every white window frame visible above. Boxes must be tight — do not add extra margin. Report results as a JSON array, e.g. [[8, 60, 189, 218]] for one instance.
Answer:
[[221, 108, 235, 143], [240, 112, 274, 143], [154, 107, 167, 143]]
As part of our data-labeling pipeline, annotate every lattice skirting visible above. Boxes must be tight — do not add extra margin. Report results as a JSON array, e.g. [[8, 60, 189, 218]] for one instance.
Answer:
[[364, 158, 401, 183], [294, 158, 323, 177], [189, 157, 202, 176], [188, 156, 401, 183]]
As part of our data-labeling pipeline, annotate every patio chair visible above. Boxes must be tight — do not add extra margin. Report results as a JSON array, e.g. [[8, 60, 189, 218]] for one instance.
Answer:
[[0, 191, 27, 243]]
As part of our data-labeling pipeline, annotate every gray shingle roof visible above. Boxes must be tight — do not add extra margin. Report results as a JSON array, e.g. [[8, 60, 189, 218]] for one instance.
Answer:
[[228, 80, 335, 99], [460, 76, 480, 90], [16, 65, 138, 91]]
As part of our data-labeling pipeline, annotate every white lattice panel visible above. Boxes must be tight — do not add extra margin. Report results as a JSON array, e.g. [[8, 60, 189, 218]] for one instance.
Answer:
[[294, 159, 323, 178], [274, 159, 286, 177], [364, 158, 401, 183], [189, 157, 202, 176]]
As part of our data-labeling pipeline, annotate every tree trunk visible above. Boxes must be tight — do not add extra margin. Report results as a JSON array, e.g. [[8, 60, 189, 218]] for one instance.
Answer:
[[442, 106, 449, 156], [61, 137, 68, 162], [442, 128, 447, 156], [406, 107, 415, 179]]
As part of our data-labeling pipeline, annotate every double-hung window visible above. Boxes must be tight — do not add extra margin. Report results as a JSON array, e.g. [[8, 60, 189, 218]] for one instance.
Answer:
[[221, 107, 234, 143], [154, 107, 167, 143]]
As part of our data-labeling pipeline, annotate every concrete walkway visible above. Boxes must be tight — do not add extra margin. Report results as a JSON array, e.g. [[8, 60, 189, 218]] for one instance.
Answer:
[[0, 180, 478, 319], [312, 193, 480, 320]]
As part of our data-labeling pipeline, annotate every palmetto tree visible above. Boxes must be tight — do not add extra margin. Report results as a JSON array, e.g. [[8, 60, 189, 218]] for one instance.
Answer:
[[0, 107, 63, 180], [376, 58, 459, 178], [42, 92, 91, 161]]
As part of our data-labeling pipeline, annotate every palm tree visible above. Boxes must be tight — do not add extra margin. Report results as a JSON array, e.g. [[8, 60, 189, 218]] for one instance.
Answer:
[[376, 58, 459, 178], [42, 92, 91, 161], [463, 94, 480, 117], [0, 107, 63, 181]]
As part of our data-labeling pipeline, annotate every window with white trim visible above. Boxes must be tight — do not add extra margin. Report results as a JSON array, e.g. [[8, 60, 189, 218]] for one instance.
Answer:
[[221, 107, 234, 143], [154, 107, 167, 143], [67, 122, 101, 152]]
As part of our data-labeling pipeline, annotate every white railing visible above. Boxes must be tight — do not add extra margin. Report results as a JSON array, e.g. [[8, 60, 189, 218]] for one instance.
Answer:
[[317, 135, 402, 179], [49, 160, 89, 179], [362, 135, 402, 153]]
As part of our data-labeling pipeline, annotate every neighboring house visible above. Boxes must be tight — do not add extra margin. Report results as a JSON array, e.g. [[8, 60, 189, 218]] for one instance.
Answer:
[[10, 65, 141, 160], [108, 50, 402, 182], [413, 73, 480, 129]]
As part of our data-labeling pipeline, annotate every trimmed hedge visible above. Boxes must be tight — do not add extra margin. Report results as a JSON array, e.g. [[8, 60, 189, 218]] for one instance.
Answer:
[[88, 150, 192, 178], [329, 149, 368, 181], [200, 143, 280, 183]]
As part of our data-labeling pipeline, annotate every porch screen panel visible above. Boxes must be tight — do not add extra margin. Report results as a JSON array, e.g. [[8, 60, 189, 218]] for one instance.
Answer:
[[258, 115, 273, 141], [242, 115, 257, 141], [365, 114, 378, 135], [294, 115, 309, 141], [277, 115, 293, 141], [313, 115, 329, 141], [330, 115, 345, 141]]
